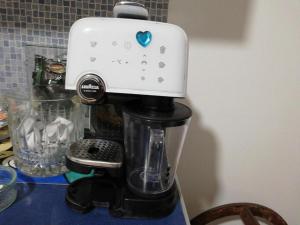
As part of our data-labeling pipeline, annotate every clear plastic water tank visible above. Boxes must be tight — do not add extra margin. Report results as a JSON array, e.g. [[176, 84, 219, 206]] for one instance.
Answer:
[[123, 101, 191, 196]]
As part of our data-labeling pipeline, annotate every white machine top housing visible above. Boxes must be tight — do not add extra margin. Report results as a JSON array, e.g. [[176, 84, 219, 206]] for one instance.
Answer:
[[66, 17, 188, 98]]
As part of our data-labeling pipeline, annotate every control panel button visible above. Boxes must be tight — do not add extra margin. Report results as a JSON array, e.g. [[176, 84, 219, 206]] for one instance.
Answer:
[[158, 62, 165, 68], [112, 41, 118, 46], [158, 77, 164, 83], [111, 59, 129, 65], [141, 60, 147, 65], [124, 41, 132, 50], [112, 59, 122, 64], [90, 41, 97, 47], [160, 46, 166, 54], [136, 31, 152, 47], [90, 57, 96, 62]]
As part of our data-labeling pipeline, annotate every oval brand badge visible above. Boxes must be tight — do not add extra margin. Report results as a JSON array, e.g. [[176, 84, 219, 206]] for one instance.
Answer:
[[136, 31, 152, 47]]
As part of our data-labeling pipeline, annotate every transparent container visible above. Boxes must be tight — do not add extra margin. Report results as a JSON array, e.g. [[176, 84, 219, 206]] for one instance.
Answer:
[[123, 102, 191, 196], [6, 45, 85, 177], [7, 96, 84, 177], [0, 166, 17, 212]]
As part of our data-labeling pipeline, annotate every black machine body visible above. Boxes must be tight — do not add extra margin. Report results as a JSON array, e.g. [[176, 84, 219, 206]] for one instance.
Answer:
[[64, 93, 189, 218]]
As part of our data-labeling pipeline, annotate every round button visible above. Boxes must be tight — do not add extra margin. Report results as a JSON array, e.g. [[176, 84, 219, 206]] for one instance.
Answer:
[[76, 74, 105, 103]]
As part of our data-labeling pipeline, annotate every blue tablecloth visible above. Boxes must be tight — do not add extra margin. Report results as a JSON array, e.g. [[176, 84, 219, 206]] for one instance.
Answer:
[[0, 172, 188, 225]]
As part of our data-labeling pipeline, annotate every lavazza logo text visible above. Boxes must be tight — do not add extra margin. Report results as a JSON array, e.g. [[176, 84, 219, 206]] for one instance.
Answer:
[[81, 84, 99, 90]]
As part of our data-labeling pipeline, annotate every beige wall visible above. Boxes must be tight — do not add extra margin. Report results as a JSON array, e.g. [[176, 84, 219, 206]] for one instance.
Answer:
[[168, 0, 300, 224]]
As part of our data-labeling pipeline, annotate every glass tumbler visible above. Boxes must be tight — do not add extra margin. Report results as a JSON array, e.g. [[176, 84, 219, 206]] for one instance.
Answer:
[[7, 94, 84, 177], [5, 44, 85, 177]]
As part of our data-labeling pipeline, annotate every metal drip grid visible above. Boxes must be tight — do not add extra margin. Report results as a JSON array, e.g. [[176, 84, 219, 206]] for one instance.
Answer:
[[66, 139, 123, 168]]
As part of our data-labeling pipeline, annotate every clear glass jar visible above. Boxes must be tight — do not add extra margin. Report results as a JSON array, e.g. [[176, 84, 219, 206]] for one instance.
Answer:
[[7, 95, 84, 177], [123, 102, 191, 196], [5, 45, 85, 177]]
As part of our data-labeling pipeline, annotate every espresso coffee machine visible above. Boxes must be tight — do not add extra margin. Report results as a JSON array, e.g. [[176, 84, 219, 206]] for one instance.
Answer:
[[64, 2, 192, 218]]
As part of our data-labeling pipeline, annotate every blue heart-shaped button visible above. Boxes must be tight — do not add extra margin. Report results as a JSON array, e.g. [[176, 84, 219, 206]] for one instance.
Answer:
[[136, 31, 152, 47]]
